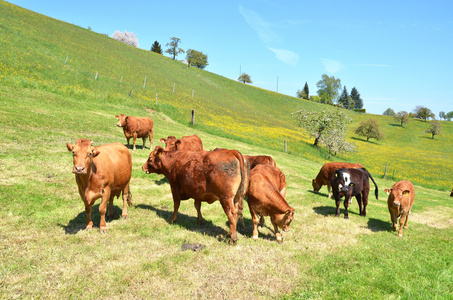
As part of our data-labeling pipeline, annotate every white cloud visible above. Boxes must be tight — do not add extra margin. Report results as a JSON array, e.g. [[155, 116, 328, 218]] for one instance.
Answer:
[[321, 59, 342, 74], [239, 5, 280, 44], [268, 47, 299, 66]]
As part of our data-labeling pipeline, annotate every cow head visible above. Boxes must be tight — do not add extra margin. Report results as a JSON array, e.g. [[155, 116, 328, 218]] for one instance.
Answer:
[[312, 179, 322, 192], [160, 136, 177, 151], [66, 139, 99, 175], [385, 188, 411, 207], [334, 170, 355, 193], [272, 208, 295, 232], [142, 146, 165, 175], [115, 114, 127, 127]]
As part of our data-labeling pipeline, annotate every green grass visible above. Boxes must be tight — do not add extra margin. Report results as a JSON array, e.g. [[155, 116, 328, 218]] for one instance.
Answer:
[[1, 2, 452, 299]]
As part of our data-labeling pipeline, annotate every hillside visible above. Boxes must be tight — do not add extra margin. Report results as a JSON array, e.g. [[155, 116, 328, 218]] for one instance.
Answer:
[[1, 1, 452, 190]]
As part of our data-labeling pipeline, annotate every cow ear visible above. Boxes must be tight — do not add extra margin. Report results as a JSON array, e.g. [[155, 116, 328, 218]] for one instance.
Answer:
[[155, 146, 164, 157], [160, 138, 166, 143], [175, 140, 182, 150], [384, 189, 391, 195], [349, 182, 355, 187], [92, 149, 100, 157], [402, 189, 410, 195], [115, 115, 119, 119], [66, 143, 74, 152]]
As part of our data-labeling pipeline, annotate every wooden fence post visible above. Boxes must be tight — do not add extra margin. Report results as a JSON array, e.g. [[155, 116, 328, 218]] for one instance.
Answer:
[[143, 77, 147, 89], [95, 72, 98, 80], [128, 86, 134, 97], [191, 109, 195, 127], [383, 163, 388, 179], [155, 93, 158, 105], [64, 56, 68, 64], [284, 140, 287, 153], [173, 83, 175, 93], [120, 76, 123, 85]]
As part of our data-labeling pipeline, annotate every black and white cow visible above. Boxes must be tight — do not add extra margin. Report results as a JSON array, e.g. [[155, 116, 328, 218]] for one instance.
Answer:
[[331, 168, 378, 219]]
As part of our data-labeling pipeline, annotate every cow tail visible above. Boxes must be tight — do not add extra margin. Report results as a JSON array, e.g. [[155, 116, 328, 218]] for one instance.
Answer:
[[234, 151, 250, 227], [364, 168, 379, 200]]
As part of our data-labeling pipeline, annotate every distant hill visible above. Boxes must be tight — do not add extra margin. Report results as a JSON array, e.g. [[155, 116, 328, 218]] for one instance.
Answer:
[[1, 1, 451, 190]]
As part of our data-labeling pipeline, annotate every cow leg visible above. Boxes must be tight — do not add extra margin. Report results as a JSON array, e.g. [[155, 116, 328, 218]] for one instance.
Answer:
[[142, 137, 146, 149], [248, 204, 260, 239], [272, 223, 283, 244], [356, 194, 363, 216], [335, 200, 341, 217], [398, 211, 409, 237], [361, 192, 368, 217], [194, 200, 203, 225], [99, 189, 111, 232], [121, 183, 132, 219], [132, 133, 138, 150], [169, 189, 181, 224], [403, 210, 411, 229], [107, 197, 114, 219], [259, 215, 265, 227], [343, 199, 349, 219], [126, 137, 131, 148], [220, 199, 238, 244], [84, 204, 93, 230], [390, 212, 398, 232], [327, 184, 331, 198]]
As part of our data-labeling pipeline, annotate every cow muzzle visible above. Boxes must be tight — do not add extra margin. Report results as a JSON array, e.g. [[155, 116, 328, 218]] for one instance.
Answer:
[[116, 122, 123, 127], [392, 201, 401, 207], [73, 166, 86, 174]]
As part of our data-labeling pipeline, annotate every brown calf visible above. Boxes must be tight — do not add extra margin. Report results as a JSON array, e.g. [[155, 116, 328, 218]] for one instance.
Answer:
[[66, 139, 132, 231], [385, 180, 415, 237], [115, 114, 154, 150], [247, 164, 294, 243], [160, 134, 203, 151]]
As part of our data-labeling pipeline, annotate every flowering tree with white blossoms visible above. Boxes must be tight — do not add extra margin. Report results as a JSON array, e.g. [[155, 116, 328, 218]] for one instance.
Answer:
[[112, 30, 139, 47]]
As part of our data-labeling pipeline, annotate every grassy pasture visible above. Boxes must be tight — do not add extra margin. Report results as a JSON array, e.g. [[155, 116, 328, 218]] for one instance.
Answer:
[[1, 2, 452, 299]]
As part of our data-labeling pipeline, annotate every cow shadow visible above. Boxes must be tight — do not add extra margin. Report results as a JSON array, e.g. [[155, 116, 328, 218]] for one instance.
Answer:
[[123, 144, 149, 150], [313, 205, 361, 217], [154, 177, 169, 186], [58, 204, 123, 234], [234, 218, 280, 242], [136, 204, 230, 240], [308, 190, 329, 198], [367, 218, 390, 232]]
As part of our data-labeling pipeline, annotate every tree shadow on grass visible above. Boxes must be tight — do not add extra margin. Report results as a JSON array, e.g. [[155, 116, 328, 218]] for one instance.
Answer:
[[58, 204, 123, 234], [350, 137, 380, 145], [367, 218, 390, 232]]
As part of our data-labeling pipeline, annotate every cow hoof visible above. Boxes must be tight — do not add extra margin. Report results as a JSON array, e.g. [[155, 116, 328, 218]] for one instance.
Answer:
[[197, 220, 204, 225], [122, 215, 128, 220], [277, 240, 283, 244], [344, 216, 349, 219], [252, 235, 258, 240], [398, 234, 403, 238], [335, 214, 340, 218], [100, 227, 108, 233], [86, 224, 93, 230]]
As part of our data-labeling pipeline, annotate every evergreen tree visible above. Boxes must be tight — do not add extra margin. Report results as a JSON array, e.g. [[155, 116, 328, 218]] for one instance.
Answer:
[[350, 87, 363, 109], [338, 86, 352, 109], [296, 82, 309, 99], [150, 41, 162, 54]]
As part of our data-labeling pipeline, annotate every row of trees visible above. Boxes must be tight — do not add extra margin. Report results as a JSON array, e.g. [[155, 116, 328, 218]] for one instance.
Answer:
[[113, 33, 209, 70], [296, 75, 364, 110], [384, 106, 453, 123]]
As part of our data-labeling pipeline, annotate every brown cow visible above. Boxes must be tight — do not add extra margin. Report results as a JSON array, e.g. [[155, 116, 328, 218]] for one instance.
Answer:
[[66, 139, 132, 231], [247, 164, 294, 243], [450, 189, 453, 197], [115, 114, 154, 150], [385, 180, 415, 237], [245, 155, 277, 170], [160, 134, 203, 151], [142, 147, 249, 244], [312, 162, 363, 198]]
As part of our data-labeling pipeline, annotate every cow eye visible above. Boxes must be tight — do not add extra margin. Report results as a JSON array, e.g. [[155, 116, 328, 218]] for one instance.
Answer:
[[72, 151, 76, 156]]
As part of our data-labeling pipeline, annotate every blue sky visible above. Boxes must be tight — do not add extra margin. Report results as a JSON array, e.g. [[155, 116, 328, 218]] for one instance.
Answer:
[[8, 0, 453, 117]]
